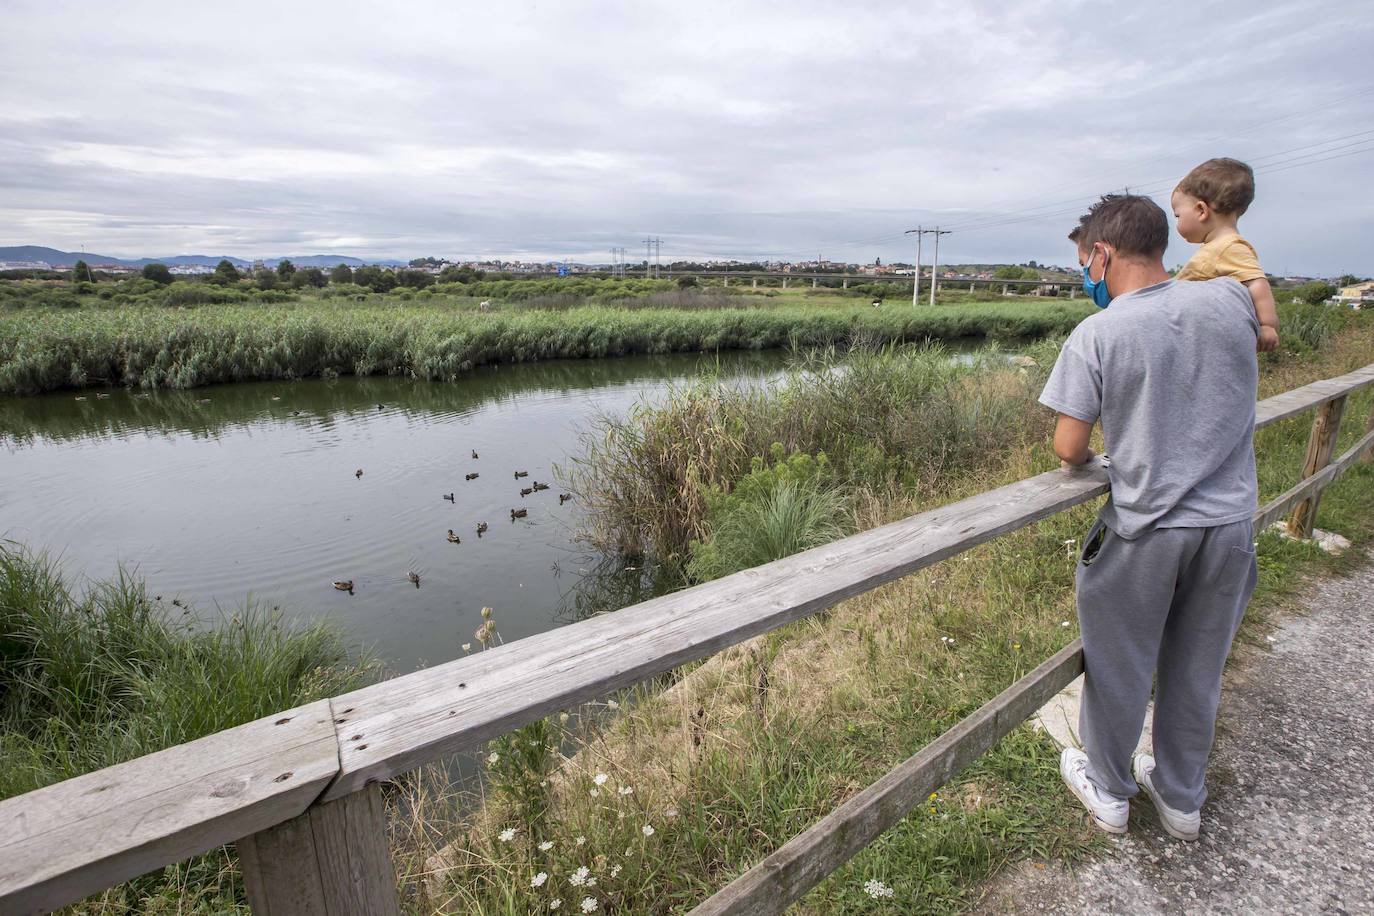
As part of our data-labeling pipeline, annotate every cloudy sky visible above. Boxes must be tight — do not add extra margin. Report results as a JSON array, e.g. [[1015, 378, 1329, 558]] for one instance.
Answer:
[[2, 0, 1372, 273]]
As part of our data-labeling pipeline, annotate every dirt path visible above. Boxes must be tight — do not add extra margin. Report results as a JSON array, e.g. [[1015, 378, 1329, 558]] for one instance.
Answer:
[[976, 553, 1374, 915]]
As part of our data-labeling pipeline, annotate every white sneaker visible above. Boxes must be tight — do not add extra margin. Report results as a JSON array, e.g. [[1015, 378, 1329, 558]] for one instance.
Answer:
[[1133, 754, 1201, 841], [1060, 747, 1128, 834]]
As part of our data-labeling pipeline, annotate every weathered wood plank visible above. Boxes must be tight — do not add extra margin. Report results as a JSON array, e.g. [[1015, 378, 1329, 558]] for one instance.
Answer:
[[1287, 395, 1348, 537], [1253, 427, 1374, 532], [0, 701, 338, 916], [688, 641, 1086, 916], [1363, 395, 1374, 464], [1254, 364, 1374, 429], [240, 781, 400, 916], [322, 465, 1111, 801]]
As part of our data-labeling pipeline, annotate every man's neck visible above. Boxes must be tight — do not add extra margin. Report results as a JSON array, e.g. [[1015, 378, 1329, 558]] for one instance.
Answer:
[[1110, 257, 1171, 297]]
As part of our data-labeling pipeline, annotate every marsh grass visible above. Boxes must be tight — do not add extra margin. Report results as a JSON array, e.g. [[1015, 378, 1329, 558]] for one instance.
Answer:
[[568, 341, 1060, 568], [0, 299, 1092, 395]]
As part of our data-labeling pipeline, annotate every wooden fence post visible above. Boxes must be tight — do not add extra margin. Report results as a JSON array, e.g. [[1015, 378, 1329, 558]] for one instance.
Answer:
[[1363, 396, 1374, 464], [238, 783, 400, 916], [1287, 394, 1347, 538]]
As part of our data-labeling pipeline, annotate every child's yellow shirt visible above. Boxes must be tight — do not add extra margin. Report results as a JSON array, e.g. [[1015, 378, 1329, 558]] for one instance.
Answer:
[[1175, 234, 1266, 283]]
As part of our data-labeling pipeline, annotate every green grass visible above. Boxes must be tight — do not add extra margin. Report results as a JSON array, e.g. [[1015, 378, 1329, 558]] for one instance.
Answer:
[[0, 287, 1092, 394]]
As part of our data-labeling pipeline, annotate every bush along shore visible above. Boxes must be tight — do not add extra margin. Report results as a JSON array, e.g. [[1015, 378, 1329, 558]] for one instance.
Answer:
[[0, 297, 1093, 395]]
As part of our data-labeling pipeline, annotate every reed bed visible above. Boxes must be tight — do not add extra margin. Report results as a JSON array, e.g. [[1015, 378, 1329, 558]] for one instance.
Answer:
[[0, 300, 1092, 395]]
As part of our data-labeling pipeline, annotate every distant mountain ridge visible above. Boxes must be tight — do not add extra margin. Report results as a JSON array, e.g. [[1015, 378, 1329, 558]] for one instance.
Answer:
[[0, 246, 402, 268]]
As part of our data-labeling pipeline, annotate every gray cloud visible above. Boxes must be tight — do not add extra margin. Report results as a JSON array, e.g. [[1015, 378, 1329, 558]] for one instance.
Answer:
[[1, 0, 1371, 274]]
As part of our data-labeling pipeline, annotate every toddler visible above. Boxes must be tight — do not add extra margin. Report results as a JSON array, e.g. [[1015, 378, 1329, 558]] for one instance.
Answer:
[[1171, 158, 1280, 351]]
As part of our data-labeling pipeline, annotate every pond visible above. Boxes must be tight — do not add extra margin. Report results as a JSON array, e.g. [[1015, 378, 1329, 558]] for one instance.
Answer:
[[0, 351, 792, 674]]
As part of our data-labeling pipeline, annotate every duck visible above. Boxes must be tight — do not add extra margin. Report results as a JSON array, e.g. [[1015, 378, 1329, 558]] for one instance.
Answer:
[[514, 470, 529, 479], [333, 580, 354, 592], [510, 508, 528, 520], [532, 481, 550, 492], [377, 403, 385, 410], [471, 449, 479, 460], [407, 571, 421, 588], [95, 392, 110, 400], [476, 522, 489, 536], [465, 472, 479, 481], [447, 529, 461, 543], [442, 492, 455, 502], [355, 469, 364, 479], [74, 395, 87, 401], [559, 493, 572, 504], [520, 487, 534, 497]]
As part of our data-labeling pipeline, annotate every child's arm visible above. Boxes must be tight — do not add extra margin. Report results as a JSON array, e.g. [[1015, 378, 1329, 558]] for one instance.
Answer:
[[1244, 277, 1280, 352]]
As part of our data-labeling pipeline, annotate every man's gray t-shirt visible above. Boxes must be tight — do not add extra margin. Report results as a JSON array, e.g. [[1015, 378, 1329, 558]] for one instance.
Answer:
[[1038, 277, 1259, 539]]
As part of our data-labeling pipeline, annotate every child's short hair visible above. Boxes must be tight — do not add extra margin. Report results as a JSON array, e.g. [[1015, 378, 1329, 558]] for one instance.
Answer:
[[1176, 158, 1255, 216]]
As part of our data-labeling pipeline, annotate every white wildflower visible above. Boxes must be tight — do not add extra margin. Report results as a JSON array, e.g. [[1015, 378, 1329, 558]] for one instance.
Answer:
[[580, 898, 599, 913], [586, 877, 597, 887], [461, 643, 472, 652], [593, 773, 608, 786], [538, 841, 554, 851], [641, 824, 655, 837], [575, 835, 587, 846], [618, 786, 633, 796], [549, 901, 562, 911], [606, 699, 620, 710], [1060, 620, 1071, 628], [498, 827, 517, 842], [609, 864, 622, 878], [863, 878, 895, 899], [665, 806, 678, 818], [569, 866, 590, 887], [531, 872, 548, 888], [487, 752, 500, 765], [590, 788, 600, 797]]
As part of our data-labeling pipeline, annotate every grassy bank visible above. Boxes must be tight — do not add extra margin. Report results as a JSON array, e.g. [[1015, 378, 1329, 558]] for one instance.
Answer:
[[0, 546, 376, 911], [0, 296, 1092, 395], [397, 306, 1374, 913]]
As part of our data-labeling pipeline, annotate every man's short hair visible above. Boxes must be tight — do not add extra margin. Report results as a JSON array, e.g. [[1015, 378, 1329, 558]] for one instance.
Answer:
[[1175, 158, 1255, 216], [1071, 194, 1169, 259]]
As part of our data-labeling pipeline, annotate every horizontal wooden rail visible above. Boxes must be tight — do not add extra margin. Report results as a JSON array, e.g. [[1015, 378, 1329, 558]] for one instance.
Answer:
[[688, 641, 1086, 916], [1, 361, 1371, 914], [0, 701, 338, 915]]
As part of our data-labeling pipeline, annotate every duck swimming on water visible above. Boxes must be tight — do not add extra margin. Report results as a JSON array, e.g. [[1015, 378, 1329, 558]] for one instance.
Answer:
[[476, 522, 489, 536], [447, 529, 461, 543], [333, 580, 354, 592]]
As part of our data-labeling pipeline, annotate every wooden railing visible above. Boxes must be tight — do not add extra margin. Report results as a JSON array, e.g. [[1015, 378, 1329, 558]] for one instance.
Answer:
[[3, 362, 1373, 916]]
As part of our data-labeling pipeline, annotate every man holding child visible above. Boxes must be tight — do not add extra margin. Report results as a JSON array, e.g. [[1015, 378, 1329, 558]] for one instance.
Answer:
[[1039, 191, 1261, 841]]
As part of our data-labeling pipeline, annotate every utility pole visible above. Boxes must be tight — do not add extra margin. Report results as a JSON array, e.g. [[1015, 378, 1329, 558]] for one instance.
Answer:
[[644, 238, 653, 279], [653, 237, 662, 279], [904, 228, 923, 306], [928, 228, 951, 306]]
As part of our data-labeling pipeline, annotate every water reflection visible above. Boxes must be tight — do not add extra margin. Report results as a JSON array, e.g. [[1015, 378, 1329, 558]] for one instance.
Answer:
[[0, 351, 788, 672]]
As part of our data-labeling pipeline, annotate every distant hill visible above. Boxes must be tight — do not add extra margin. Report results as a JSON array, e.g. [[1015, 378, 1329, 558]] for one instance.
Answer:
[[0, 246, 389, 268]]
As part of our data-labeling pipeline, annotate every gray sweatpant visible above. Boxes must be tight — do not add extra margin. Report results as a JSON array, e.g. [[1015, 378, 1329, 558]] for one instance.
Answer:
[[1076, 515, 1257, 812]]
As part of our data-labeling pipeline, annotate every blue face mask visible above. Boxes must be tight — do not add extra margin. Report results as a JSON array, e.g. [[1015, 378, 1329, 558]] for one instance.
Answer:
[[1082, 249, 1112, 308]]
